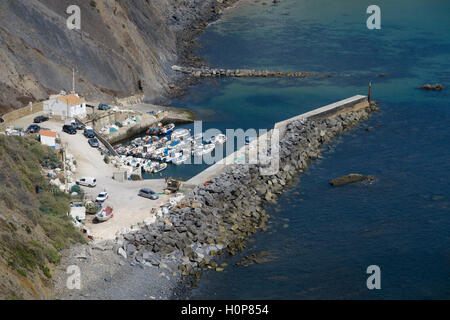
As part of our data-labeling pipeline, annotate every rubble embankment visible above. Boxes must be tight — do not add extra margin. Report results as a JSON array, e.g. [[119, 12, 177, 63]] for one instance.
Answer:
[[171, 65, 332, 79]]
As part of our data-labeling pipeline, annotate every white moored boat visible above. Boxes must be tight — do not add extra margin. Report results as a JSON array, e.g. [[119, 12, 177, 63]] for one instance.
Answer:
[[202, 143, 216, 154], [171, 128, 191, 140], [211, 134, 227, 144], [172, 154, 189, 165], [192, 146, 204, 157], [153, 163, 168, 173]]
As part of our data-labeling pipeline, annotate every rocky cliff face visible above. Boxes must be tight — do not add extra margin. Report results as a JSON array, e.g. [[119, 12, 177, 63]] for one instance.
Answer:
[[0, 0, 231, 113]]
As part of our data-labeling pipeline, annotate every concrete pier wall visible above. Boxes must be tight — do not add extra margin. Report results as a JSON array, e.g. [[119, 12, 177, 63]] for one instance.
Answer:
[[184, 95, 369, 188]]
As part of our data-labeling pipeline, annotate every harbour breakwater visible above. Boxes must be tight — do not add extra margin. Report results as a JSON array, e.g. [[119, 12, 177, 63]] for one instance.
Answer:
[[113, 97, 378, 286], [171, 65, 330, 78]]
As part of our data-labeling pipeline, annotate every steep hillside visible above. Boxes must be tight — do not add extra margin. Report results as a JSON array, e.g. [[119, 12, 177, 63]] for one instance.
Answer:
[[0, 0, 235, 113], [0, 135, 85, 300]]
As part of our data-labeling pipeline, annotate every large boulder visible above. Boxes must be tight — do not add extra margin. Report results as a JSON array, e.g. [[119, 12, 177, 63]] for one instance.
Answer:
[[420, 83, 444, 91], [329, 174, 375, 186]]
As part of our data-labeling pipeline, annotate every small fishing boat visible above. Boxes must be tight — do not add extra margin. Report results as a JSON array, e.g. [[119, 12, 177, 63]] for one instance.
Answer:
[[172, 154, 189, 165], [171, 128, 191, 140], [192, 145, 204, 157], [146, 127, 160, 136], [160, 123, 175, 136], [161, 151, 181, 163], [142, 161, 159, 173], [211, 134, 227, 144], [202, 143, 216, 154], [153, 163, 168, 173], [194, 133, 203, 141], [95, 206, 114, 222], [168, 140, 181, 150]]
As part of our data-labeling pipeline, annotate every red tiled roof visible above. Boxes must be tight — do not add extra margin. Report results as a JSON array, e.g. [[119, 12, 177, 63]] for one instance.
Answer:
[[40, 130, 57, 138], [55, 94, 86, 106]]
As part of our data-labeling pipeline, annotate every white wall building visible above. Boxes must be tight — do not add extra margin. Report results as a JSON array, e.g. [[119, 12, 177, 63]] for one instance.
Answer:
[[40, 130, 57, 149], [44, 93, 87, 119]]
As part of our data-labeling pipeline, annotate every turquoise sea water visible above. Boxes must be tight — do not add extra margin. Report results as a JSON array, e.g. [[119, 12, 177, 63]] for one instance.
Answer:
[[171, 0, 450, 299]]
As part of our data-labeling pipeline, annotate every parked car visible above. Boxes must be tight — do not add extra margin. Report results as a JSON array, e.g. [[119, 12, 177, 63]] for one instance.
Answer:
[[71, 121, 85, 130], [33, 115, 49, 123], [6, 129, 24, 137], [63, 125, 77, 135], [88, 138, 99, 148], [84, 128, 95, 138], [25, 124, 41, 134], [138, 188, 159, 200], [96, 192, 108, 202], [76, 177, 97, 188], [98, 103, 111, 111]]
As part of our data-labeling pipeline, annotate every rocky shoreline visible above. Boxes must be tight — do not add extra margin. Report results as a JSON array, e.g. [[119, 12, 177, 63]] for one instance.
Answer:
[[165, 0, 243, 100]]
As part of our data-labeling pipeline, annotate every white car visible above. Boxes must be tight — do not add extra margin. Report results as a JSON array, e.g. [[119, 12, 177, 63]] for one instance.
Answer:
[[76, 177, 97, 188], [96, 192, 108, 202]]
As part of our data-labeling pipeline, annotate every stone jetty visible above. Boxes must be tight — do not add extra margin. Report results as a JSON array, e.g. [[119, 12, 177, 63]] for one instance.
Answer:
[[111, 100, 379, 285], [171, 65, 329, 78]]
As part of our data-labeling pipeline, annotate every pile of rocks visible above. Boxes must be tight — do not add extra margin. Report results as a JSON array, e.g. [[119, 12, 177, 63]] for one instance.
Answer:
[[172, 65, 328, 78], [47, 153, 77, 193], [114, 102, 378, 283]]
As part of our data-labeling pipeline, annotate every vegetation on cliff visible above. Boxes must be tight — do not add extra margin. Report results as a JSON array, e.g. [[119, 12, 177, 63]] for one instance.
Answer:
[[0, 135, 84, 299]]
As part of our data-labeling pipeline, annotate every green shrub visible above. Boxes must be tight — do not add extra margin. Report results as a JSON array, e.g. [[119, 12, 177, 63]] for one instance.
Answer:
[[71, 185, 81, 194], [46, 248, 59, 264], [41, 265, 51, 278], [0, 135, 86, 286]]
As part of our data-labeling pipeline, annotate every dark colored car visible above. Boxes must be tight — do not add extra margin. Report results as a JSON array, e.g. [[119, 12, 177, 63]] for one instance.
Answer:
[[98, 103, 111, 111], [33, 115, 49, 123], [88, 138, 99, 148], [72, 121, 85, 130], [84, 128, 95, 138], [63, 125, 77, 135], [25, 124, 41, 134]]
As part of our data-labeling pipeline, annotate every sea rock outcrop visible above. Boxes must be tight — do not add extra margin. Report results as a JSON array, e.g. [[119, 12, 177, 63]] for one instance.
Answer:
[[420, 83, 444, 91], [329, 174, 375, 186]]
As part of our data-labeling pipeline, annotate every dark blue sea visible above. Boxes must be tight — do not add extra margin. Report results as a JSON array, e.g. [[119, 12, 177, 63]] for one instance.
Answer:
[[170, 0, 450, 299]]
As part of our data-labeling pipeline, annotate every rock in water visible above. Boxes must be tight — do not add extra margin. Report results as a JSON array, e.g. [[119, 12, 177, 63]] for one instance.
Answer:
[[329, 174, 375, 186], [420, 83, 444, 91]]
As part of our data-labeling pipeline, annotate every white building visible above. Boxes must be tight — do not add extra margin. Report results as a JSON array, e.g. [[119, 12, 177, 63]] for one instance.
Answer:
[[44, 93, 87, 119], [40, 130, 57, 149]]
